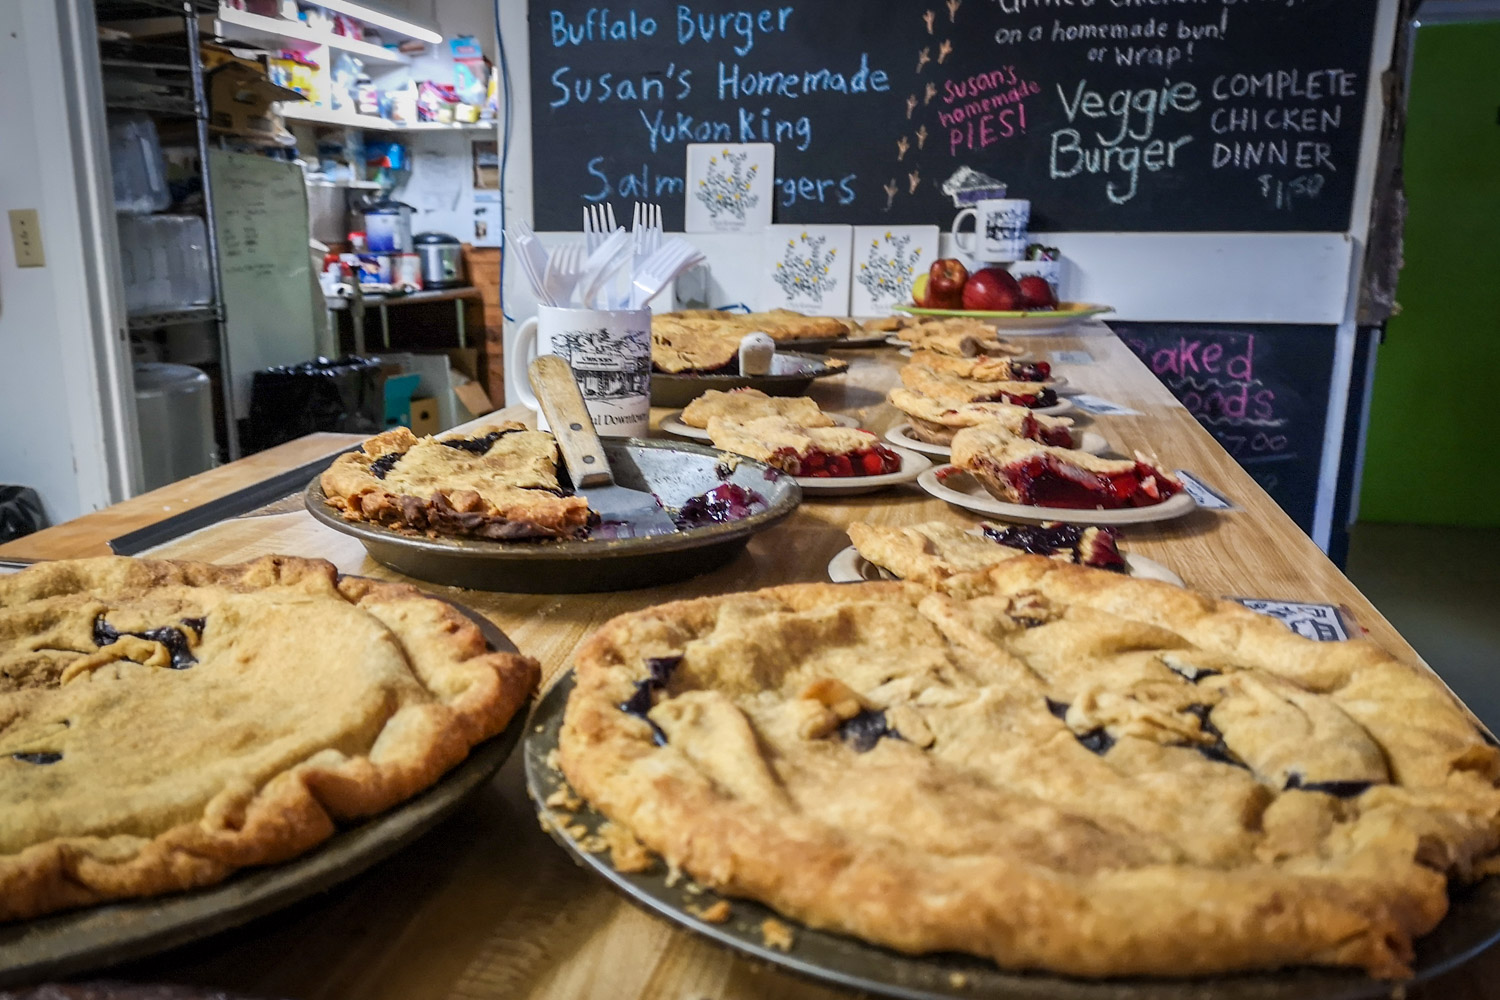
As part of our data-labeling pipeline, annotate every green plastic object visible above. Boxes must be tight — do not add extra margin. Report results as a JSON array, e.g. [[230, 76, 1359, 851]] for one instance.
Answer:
[[1360, 20, 1500, 526], [383, 373, 422, 428]]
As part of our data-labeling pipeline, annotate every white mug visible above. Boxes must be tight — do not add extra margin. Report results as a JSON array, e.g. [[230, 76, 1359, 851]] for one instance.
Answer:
[[512, 305, 651, 437], [950, 198, 1030, 262]]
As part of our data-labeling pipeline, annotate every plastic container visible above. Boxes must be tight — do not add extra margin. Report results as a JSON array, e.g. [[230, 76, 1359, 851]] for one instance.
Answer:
[[108, 114, 171, 214], [133, 363, 217, 490], [117, 214, 213, 315]]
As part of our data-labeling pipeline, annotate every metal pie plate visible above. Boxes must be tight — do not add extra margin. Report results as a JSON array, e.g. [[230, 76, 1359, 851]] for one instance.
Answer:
[[305, 439, 802, 593], [525, 673, 1500, 1000], [650, 352, 847, 409], [0, 598, 526, 988]]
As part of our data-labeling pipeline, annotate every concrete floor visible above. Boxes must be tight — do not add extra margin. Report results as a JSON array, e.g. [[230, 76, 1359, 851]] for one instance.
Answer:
[[1346, 523, 1500, 729]]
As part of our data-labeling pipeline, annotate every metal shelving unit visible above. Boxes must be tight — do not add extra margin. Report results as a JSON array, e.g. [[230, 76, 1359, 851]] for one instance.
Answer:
[[95, 0, 239, 460]]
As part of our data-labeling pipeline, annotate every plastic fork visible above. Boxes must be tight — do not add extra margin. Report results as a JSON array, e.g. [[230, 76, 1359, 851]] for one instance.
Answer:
[[506, 223, 553, 304], [631, 202, 663, 275], [578, 228, 631, 309], [544, 243, 586, 306], [583, 203, 617, 253], [630, 238, 703, 309]]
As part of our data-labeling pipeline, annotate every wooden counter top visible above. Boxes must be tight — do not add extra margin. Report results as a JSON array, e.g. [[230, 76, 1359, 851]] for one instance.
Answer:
[[19, 325, 1494, 998]]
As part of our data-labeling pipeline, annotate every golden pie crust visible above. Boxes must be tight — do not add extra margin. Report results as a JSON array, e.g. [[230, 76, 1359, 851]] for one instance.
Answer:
[[680, 389, 836, 429], [320, 424, 591, 540], [706, 416, 882, 469], [900, 366, 1050, 408], [888, 388, 1073, 446], [848, 520, 1116, 585], [661, 309, 852, 341], [653, 311, 852, 374], [558, 565, 1500, 978], [908, 350, 1043, 382], [951, 427, 1179, 505], [0, 556, 539, 921], [893, 318, 1021, 357]]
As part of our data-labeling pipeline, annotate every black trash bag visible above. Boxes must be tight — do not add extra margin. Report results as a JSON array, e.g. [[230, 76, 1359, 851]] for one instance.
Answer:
[[246, 356, 384, 453], [0, 486, 47, 542]]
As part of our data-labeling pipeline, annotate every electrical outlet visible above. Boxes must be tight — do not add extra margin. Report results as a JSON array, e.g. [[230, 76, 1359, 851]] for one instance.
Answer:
[[9, 209, 44, 267]]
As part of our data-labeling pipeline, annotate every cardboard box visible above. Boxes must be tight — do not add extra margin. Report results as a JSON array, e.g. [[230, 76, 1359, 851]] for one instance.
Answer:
[[206, 48, 304, 142], [408, 396, 440, 437]]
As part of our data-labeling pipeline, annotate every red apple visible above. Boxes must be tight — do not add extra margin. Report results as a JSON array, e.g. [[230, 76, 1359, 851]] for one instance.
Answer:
[[927, 258, 968, 309], [1017, 275, 1057, 310], [962, 267, 1022, 311]]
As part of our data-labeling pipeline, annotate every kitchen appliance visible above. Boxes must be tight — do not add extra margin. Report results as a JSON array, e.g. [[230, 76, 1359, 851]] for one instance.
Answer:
[[362, 197, 414, 253], [414, 232, 464, 287]]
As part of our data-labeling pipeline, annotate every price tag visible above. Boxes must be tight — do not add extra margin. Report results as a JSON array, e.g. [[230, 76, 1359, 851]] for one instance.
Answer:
[[1051, 350, 1094, 365], [1229, 598, 1355, 642], [1174, 470, 1237, 510], [1068, 394, 1140, 416]]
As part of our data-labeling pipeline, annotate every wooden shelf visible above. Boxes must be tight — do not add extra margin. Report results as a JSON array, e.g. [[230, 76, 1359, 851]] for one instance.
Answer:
[[214, 7, 410, 64], [280, 103, 494, 132]]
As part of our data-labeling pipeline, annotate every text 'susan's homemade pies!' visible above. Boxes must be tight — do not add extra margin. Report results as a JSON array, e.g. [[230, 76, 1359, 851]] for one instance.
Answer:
[[0, 556, 538, 921], [558, 562, 1500, 979]]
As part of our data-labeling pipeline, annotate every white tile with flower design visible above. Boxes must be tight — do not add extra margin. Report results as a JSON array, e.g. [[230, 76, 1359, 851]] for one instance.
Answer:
[[851, 225, 939, 315], [684, 143, 774, 234], [760, 225, 852, 315]]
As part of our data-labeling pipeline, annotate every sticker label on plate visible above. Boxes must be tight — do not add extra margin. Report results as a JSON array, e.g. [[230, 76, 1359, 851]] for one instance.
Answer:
[[1174, 470, 1237, 510], [1229, 598, 1354, 641], [1052, 350, 1094, 365], [1069, 394, 1140, 416]]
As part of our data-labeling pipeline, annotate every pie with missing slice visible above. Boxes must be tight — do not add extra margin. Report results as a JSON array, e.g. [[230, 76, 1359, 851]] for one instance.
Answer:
[[893, 318, 1022, 357], [908, 350, 1052, 383], [900, 364, 1058, 409], [0, 555, 539, 921], [680, 388, 837, 429], [888, 388, 1075, 447], [321, 423, 591, 540], [950, 426, 1181, 509], [557, 563, 1500, 978], [707, 416, 901, 478], [847, 520, 1125, 584]]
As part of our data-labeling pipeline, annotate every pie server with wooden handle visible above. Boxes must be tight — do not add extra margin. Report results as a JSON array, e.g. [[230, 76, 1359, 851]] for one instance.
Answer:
[[528, 355, 679, 538]]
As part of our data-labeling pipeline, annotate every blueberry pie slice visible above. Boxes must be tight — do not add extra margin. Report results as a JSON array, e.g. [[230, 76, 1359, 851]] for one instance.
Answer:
[[908, 350, 1052, 383], [893, 317, 1023, 357], [900, 365, 1058, 410], [888, 388, 1075, 447], [558, 564, 1500, 978], [680, 388, 837, 430], [0, 556, 538, 921], [321, 423, 591, 539], [951, 427, 1182, 509], [847, 520, 1124, 585], [707, 416, 901, 478]]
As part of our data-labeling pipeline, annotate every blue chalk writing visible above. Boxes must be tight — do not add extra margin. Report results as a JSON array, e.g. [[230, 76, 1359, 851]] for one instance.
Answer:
[[718, 53, 890, 100], [676, 5, 795, 57], [550, 9, 658, 47]]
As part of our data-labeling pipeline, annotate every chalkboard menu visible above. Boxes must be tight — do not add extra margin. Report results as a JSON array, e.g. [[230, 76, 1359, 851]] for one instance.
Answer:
[[1110, 321, 1335, 532], [528, 0, 1377, 232]]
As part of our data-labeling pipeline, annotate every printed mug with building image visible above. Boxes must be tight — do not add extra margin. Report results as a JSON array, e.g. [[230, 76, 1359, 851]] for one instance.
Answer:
[[950, 198, 1030, 262], [511, 305, 652, 436]]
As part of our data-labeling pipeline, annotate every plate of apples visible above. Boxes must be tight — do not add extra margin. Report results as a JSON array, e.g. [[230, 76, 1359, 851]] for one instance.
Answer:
[[901, 258, 1112, 333]]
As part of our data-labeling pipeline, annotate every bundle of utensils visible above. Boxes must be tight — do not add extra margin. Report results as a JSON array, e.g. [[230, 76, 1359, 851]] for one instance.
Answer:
[[508, 203, 704, 310]]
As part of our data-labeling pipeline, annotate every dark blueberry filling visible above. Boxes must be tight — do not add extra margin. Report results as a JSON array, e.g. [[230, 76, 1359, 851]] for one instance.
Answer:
[[1044, 698, 1113, 755], [671, 484, 766, 530], [1180, 703, 1248, 770], [982, 523, 1126, 574], [440, 428, 522, 454], [368, 452, 405, 479], [1013, 616, 1048, 629], [714, 461, 736, 482], [837, 709, 899, 753], [619, 655, 682, 746], [93, 616, 200, 670], [12, 752, 62, 765], [1283, 774, 1374, 798]]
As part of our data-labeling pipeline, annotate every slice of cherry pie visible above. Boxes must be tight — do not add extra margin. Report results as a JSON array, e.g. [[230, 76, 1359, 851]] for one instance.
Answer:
[[888, 388, 1075, 447], [707, 416, 902, 478], [950, 426, 1182, 509], [847, 519, 1125, 586], [900, 365, 1059, 409], [908, 350, 1052, 383]]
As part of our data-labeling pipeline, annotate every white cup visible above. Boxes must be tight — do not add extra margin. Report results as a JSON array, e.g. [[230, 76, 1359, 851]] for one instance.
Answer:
[[512, 305, 651, 437], [950, 198, 1030, 262]]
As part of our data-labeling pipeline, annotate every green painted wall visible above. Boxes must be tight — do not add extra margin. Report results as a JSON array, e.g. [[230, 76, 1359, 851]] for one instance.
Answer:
[[1360, 21, 1500, 525]]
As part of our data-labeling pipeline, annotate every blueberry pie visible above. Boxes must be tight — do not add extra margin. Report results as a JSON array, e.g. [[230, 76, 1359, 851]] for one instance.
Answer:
[[650, 319, 744, 374], [680, 389, 837, 430], [908, 350, 1052, 383], [888, 388, 1074, 447], [893, 318, 1021, 357], [558, 564, 1500, 978], [900, 365, 1058, 410], [321, 423, 591, 539], [0, 556, 538, 921], [847, 520, 1125, 585], [951, 427, 1181, 509], [707, 416, 901, 478]]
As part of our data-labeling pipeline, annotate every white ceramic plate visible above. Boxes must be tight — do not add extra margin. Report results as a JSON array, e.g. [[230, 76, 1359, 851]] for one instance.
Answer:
[[827, 544, 1182, 586], [916, 466, 1199, 525], [884, 423, 1107, 458], [659, 410, 859, 442], [794, 445, 933, 497]]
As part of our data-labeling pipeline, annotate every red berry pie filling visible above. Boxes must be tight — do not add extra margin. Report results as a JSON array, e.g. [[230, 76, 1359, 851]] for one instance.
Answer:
[[771, 443, 903, 478], [951, 429, 1182, 510]]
